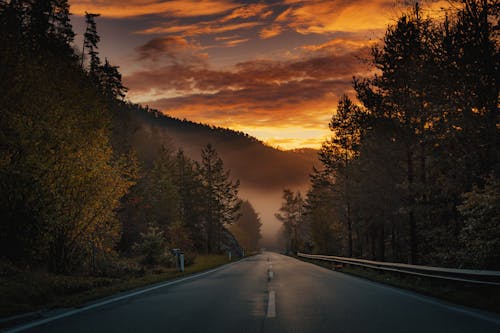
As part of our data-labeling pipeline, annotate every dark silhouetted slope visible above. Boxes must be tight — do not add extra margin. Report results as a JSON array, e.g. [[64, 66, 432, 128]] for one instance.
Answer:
[[122, 103, 318, 190]]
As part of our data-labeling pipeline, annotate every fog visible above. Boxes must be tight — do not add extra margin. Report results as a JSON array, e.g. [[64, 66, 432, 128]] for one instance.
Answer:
[[239, 185, 310, 249], [128, 110, 318, 248]]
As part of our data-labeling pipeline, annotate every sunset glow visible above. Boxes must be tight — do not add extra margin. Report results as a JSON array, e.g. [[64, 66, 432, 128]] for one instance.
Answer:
[[69, 0, 431, 148]]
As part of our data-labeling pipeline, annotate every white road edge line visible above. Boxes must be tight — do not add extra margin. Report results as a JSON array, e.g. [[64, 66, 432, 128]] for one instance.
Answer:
[[3, 257, 250, 333], [303, 257, 500, 326], [267, 290, 276, 318]]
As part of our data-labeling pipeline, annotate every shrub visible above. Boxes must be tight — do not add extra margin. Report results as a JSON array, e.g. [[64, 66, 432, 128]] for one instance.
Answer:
[[133, 226, 165, 266]]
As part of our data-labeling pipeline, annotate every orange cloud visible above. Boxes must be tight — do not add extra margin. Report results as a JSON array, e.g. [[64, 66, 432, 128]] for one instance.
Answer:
[[276, 0, 451, 35], [70, 0, 238, 18], [126, 47, 371, 94], [259, 24, 284, 39], [300, 38, 378, 54], [124, 46, 371, 147], [136, 21, 262, 36], [219, 3, 269, 22], [276, 0, 393, 34], [223, 38, 250, 47]]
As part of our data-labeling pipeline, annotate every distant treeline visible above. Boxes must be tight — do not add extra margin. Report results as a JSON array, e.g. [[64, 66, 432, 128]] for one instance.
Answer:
[[278, 1, 499, 269], [122, 102, 318, 190], [0, 1, 261, 274]]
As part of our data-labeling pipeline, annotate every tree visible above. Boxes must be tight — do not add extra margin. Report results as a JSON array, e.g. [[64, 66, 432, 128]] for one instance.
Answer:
[[458, 174, 500, 269], [305, 168, 342, 254], [230, 201, 262, 252], [276, 189, 305, 253], [354, 5, 437, 264], [134, 225, 165, 266], [173, 149, 205, 251], [82, 12, 100, 73], [0, 56, 134, 272], [100, 58, 128, 100], [145, 146, 180, 228], [319, 95, 362, 257], [199, 144, 241, 253], [0, 2, 134, 272]]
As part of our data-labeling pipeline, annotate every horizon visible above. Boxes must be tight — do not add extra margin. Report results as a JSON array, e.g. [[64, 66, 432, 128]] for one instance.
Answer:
[[68, 0, 447, 149]]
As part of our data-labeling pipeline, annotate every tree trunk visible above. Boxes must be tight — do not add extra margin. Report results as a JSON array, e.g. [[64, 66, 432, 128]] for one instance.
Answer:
[[379, 223, 385, 261], [407, 148, 417, 264], [347, 202, 353, 257]]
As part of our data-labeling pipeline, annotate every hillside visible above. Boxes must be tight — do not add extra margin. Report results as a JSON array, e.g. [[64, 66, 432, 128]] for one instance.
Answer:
[[117, 103, 319, 240], [122, 103, 319, 190]]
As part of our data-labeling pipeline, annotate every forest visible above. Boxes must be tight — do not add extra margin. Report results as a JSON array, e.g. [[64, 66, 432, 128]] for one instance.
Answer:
[[277, 0, 500, 269], [0, 0, 262, 277]]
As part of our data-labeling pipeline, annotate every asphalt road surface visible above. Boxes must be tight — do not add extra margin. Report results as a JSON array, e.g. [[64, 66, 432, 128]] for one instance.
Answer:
[[5, 252, 500, 333]]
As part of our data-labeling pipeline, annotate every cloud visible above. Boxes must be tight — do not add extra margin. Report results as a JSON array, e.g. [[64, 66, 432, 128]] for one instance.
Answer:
[[70, 0, 450, 149], [126, 46, 371, 93], [276, 0, 394, 34], [300, 38, 377, 54], [135, 36, 203, 61], [222, 38, 250, 47], [124, 46, 371, 148], [132, 2, 273, 37], [136, 21, 262, 36], [259, 24, 284, 39], [70, 0, 239, 18], [219, 3, 270, 22]]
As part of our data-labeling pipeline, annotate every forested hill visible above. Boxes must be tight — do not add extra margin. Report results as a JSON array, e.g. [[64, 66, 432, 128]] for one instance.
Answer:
[[120, 103, 318, 189]]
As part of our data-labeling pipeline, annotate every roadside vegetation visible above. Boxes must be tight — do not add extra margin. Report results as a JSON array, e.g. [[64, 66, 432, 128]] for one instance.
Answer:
[[0, 254, 232, 320], [277, 0, 499, 270], [0, 0, 263, 319]]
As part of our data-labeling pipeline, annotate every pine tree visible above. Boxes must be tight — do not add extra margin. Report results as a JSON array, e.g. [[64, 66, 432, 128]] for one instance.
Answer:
[[354, 5, 436, 264], [100, 58, 128, 100], [200, 144, 241, 253], [305, 168, 342, 254], [174, 150, 205, 251], [319, 95, 362, 257], [230, 201, 262, 252], [82, 12, 100, 73], [276, 189, 305, 253]]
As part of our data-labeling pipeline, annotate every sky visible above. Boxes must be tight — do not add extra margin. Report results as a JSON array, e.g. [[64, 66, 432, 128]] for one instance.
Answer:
[[69, 0, 442, 149]]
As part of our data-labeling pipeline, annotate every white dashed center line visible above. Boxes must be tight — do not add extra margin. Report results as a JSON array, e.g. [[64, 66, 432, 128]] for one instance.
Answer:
[[267, 290, 276, 318]]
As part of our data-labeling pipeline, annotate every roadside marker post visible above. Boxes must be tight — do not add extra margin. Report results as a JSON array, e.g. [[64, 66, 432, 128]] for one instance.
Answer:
[[179, 253, 185, 272]]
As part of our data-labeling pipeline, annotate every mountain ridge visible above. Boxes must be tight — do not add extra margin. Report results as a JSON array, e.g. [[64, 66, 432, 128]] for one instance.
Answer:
[[122, 103, 319, 190]]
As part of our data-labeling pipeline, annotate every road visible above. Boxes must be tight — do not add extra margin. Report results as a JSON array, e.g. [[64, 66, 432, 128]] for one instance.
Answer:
[[5, 252, 500, 333]]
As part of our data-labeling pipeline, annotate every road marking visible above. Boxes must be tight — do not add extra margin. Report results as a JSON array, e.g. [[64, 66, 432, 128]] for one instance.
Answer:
[[302, 257, 500, 326], [267, 291, 276, 318], [3, 258, 250, 333], [268, 269, 274, 281]]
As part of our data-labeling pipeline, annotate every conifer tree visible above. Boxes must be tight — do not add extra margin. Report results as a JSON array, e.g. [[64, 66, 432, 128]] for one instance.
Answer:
[[276, 189, 305, 253], [200, 144, 241, 253], [82, 12, 100, 73]]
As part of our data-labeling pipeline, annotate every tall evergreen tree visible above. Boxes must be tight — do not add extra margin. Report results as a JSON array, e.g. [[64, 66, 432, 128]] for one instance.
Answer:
[[82, 12, 100, 73], [100, 58, 128, 100], [319, 95, 363, 257], [276, 189, 305, 253], [230, 201, 262, 253], [200, 144, 241, 253]]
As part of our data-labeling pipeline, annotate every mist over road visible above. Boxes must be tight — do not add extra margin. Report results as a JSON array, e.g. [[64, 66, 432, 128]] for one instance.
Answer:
[[11, 253, 500, 333]]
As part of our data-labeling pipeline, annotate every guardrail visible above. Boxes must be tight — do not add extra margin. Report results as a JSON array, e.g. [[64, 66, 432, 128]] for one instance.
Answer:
[[297, 252, 500, 286]]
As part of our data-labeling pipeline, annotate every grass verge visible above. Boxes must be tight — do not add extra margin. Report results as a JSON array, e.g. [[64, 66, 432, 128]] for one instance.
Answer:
[[299, 257, 500, 315], [0, 254, 233, 321]]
